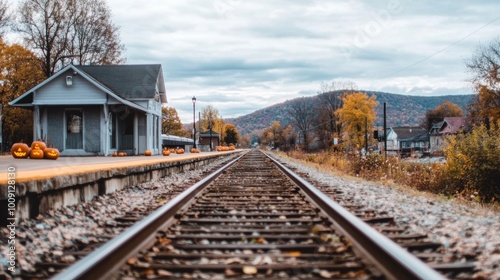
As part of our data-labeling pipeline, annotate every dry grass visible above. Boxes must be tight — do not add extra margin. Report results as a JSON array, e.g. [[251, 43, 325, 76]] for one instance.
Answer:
[[277, 150, 499, 214]]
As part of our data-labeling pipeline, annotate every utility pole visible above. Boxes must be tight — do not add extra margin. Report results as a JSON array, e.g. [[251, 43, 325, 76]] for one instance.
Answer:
[[365, 116, 368, 156], [384, 102, 387, 159]]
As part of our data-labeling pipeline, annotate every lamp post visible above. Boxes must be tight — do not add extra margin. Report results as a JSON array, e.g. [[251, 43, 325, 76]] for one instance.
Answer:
[[209, 115, 212, 151], [192, 96, 197, 149]]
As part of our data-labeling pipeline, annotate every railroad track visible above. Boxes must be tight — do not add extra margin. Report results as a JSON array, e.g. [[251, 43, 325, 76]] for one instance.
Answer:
[[53, 149, 468, 279]]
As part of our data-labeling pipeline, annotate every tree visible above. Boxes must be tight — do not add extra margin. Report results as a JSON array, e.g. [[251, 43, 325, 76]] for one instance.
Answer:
[[15, 0, 125, 77], [260, 121, 285, 149], [0, 0, 11, 35], [422, 100, 464, 131], [201, 105, 223, 134], [288, 97, 315, 151], [0, 39, 45, 147], [466, 37, 500, 127], [335, 92, 378, 153], [223, 124, 239, 145], [162, 107, 187, 137], [316, 80, 358, 149], [66, 0, 125, 66]]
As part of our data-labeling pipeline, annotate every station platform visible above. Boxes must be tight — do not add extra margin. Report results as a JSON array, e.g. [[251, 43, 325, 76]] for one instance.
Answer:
[[0, 151, 224, 184], [0, 150, 242, 222]]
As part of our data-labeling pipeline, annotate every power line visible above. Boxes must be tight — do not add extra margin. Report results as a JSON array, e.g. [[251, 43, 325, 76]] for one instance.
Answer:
[[377, 15, 500, 80]]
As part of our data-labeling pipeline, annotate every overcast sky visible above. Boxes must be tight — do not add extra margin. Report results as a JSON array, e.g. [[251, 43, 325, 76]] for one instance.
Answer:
[[104, 0, 499, 123]]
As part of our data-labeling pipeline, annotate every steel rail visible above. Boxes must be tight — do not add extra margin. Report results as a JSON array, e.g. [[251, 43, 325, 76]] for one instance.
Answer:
[[264, 151, 446, 280], [52, 151, 248, 280]]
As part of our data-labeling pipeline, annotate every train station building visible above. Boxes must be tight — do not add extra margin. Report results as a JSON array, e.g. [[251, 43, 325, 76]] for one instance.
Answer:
[[9, 64, 166, 156]]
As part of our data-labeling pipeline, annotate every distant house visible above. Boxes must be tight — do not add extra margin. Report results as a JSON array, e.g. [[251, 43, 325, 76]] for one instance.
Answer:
[[199, 129, 220, 151], [385, 126, 429, 155], [9, 64, 166, 156], [429, 117, 467, 153]]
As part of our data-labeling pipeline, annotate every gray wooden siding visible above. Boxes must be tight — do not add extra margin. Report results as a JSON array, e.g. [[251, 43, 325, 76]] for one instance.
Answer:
[[84, 106, 101, 153], [46, 107, 65, 151], [34, 70, 107, 105]]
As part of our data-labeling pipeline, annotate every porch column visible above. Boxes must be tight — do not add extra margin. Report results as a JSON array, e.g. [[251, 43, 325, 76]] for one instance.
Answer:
[[102, 105, 109, 156], [33, 105, 41, 141], [133, 112, 138, 155]]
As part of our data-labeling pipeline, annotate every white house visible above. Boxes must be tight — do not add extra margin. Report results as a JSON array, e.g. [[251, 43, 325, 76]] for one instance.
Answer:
[[384, 126, 429, 154], [9, 64, 166, 156]]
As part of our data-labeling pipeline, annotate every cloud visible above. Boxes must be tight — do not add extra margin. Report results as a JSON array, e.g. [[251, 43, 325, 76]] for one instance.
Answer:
[[105, 0, 500, 123]]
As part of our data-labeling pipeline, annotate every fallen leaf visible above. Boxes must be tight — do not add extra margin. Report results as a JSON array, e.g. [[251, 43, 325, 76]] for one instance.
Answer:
[[157, 270, 173, 277], [243, 266, 258, 275], [127, 257, 138, 265]]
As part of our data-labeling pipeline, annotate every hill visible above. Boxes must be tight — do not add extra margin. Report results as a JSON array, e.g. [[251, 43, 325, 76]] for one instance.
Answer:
[[226, 91, 474, 136]]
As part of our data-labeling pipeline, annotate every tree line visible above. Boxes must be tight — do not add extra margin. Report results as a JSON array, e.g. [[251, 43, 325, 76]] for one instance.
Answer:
[[161, 105, 240, 147]]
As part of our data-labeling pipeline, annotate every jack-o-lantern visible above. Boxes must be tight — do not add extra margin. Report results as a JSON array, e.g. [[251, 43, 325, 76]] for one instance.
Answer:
[[11, 143, 30, 159], [144, 150, 152, 156], [31, 141, 47, 151], [162, 148, 170, 156], [44, 148, 59, 160], [30, 149, 44, 159]]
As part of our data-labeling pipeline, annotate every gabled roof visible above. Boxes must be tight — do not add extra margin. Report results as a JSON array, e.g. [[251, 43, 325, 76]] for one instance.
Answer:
[[391, 126, 427, 140], [9, 64, 167, 108], [441, 117, 466, 134], [75, 64, 166, 102]]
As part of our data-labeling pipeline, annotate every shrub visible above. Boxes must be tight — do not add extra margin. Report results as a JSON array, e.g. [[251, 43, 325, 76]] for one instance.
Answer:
[[442, 124, 500, 202]]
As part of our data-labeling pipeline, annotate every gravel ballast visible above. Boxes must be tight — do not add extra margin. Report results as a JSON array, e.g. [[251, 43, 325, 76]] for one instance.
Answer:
[[272, 152, 500, 280], [1, 151, 499, 279]]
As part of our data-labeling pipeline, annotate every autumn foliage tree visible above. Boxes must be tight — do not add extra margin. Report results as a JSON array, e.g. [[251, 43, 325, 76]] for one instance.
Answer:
[[260, 121, 284, 149], [223, 124, 239, 145], [466, 37, 500, 128], [0, 39, 45, 147], [315, 81, 357, 149], [335, 92, 378, 153], [15, 0, 125, 77], [162, 107, 188, 137], [422, 100, 464, 130]]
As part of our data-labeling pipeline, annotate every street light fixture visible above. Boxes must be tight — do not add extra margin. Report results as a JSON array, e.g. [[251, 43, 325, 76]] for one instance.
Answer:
[[192, 96, 197, 149]]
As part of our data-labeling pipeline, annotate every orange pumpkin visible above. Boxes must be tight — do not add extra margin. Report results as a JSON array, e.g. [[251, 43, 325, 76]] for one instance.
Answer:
[[176, 148, 185, 154], [31, 141, 47, 151], [44, 148, 59, 160], [30, 149, 44, 159], [144, 150, 152, 156], [112, 151, 117, 157], [118, 152, 126, 157], [162, 148, 170, 156], [169, 148, 175, 153], [11, 143, 30, 159]]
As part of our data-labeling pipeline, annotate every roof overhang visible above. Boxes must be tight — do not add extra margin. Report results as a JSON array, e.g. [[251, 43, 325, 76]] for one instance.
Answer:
[[9, 64, 161, 115]]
